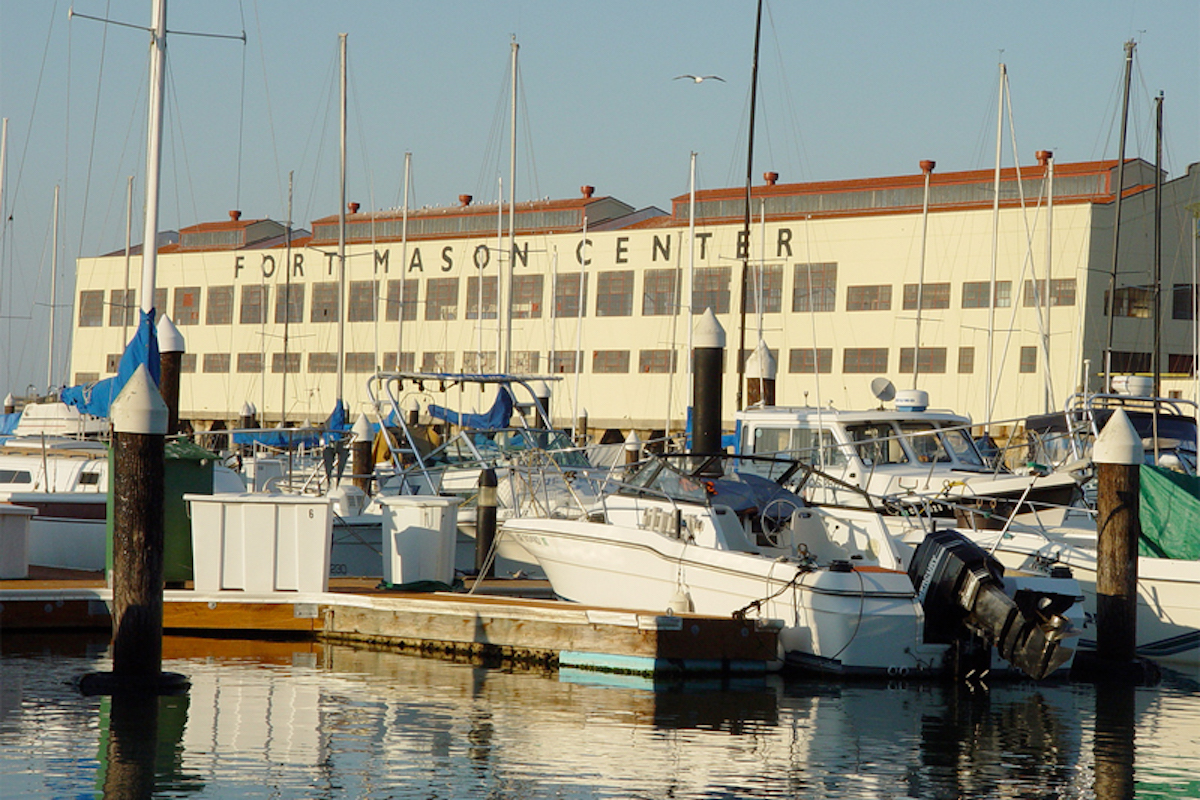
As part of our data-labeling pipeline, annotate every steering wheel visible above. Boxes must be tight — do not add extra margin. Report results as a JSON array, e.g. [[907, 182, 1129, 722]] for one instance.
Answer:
[[760, 497, 803, 547]]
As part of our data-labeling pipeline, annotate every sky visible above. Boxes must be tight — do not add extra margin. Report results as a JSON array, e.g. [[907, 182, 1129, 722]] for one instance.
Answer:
[[0, 0, 1198, 396]]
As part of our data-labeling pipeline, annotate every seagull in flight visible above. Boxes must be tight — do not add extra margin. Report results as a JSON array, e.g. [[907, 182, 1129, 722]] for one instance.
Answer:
[[674, 74, 725, 83]]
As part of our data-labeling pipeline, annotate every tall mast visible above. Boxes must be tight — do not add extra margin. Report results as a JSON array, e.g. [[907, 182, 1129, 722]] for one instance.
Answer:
[[1152, 92, 1163, 398], [1040, 150, 1055, 413], [913, 160, 934, 389], [139, 0, 167, 322], [48, 185, 59, 392], [282, 170, 293, 426], [503, 37, 518, 373], [0, 118, 6, 391], [1103, 40, 1135, 392], [336, 33, 347, 408], [123, 175, 134, 343], [986, 63, 1005, 434], [686, 152, 697, 363], [397, 152, 410, 368], [735, 0, 764, 412]]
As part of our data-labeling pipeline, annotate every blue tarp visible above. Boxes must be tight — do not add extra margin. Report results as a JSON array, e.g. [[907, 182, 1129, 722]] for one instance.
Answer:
[[61, 309, 160, 419], [684, 406, 738, 451], [0, 411, 20, 435], [429, 387, 514, 430], [231, 400, 350, 448]]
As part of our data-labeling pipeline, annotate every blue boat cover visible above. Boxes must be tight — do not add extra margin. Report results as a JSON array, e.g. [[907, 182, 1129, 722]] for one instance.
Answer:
[[0, 411, 20, 435], [61, 309, 161, 419], [428, 387, 514, 430], [231, 400, 350, 448]]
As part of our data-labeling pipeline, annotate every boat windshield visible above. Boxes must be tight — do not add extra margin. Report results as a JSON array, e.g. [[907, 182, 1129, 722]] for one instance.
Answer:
[[847, 423, 908, 466], [938, 426, 986, 467]]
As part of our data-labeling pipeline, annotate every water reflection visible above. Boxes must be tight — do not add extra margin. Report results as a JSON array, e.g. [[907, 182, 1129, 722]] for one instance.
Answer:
[[1, 633, 1198, 798]]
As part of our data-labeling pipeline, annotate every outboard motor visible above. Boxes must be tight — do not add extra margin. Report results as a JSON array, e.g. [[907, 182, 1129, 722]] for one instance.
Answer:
[[908, 528, 1077, 681]]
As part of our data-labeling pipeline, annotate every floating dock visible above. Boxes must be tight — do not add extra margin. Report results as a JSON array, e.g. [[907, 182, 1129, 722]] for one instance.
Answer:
[[0, 569, 780, 677]]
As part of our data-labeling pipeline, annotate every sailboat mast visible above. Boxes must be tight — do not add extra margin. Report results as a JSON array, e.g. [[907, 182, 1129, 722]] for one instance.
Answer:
[[48, 185, 59, 392], [1152, 92, 1163, 397], [123, 176, 133, 343], [282, 170, 292, 426], [139, 0, 167, 321], [736, 0, 763, 413], [336, 32, 347, 408], [503, 37, 518, 374], [398, 151, 410, 366], [686, 151, 697, 363], [1103, 39, 1135, 393], [913, 160, 934, 390], [986, 64, 1004, 435]]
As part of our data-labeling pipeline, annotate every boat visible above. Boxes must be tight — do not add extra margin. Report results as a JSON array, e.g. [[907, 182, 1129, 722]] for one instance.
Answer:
[[503, 451, 1082, 679]]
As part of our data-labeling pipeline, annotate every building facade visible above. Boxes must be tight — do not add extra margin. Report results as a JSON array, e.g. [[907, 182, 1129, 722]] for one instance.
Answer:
[[69, 159, 1200, 436]]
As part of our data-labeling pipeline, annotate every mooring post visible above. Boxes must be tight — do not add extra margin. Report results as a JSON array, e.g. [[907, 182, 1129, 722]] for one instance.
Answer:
[[157, 315, 184, 436], [476, 467, 498, 578], [692, 308, 726, 462], [406, 398, 420, 428], [575, 407, 589, 447], [745, 338, 776, 408], [3, 393, 14, 414], [351, 413, 374, 495], [1093, 407, 1141, 665], [110, 364, 168, 680], [624, 429, 642, 474]]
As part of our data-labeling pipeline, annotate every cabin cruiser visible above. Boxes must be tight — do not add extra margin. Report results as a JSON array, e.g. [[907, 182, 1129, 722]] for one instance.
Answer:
[[504, 452, 1081, 679], [736, 389, 1087, 528]]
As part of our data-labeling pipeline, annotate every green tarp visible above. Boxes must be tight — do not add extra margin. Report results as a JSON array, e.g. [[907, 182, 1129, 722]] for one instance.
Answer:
[[1138, 464, 1200, 560]]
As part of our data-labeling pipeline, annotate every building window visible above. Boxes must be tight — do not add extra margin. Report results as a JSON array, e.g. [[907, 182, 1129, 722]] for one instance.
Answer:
[[511, 274, 544, 319], [466, 275, 498, 320], [792, 263, 837, 313], [1168, 353, 1194, 375], [846, 285, 892, 311], [746, 264, 783, 314], [1019, 346, 1037, 374], [642, 269, 678, 316], [425, 278, 459, 321], [206, 286, 234, 325], [272, 352, 301, 373], [554, 272, 588, 318], [310, 282, 340, 323], [593, 350, 630, 373], [275, 283, 305, 324], [382, 352, 415, 372], [384, 278, 419, 322], [462, 351, 497, 373], [345, 352, 375, 373], [843, 347, 888, 373], [957, 347, 975, 374], [203, 353, 230, 373], [74, 372, 99, 384], [422, 351, 455, 373], [109, 289, 137, 327], [1106, 286, 1153, 318], [550, 351, 579, 374], [347, 280, 377, 323], [105, 354, 121, 373], [237, 352, 263, 373], [173, 286, 201, 325], [239, 285, 269, 325], [995, 281, 1012, 308], [78, 290, 105, 328], [788, 348, 832, 373], [308, 352, 337, 373], [1024, 278, 1077, 307], [638, 349, 676, 373], [961, 282, 989, 308], [899, 347, 947, 374], [1109, 351, 1150, 373], [902, 283, 950, 310], [596, 270, 634, 317], [180, 353, 196, 373], [510, 351, 540, 374], [692, 267, 731, 315]]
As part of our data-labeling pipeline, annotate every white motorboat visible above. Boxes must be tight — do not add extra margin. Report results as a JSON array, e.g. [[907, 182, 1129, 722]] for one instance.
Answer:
[[504, 452, 1081, 679]]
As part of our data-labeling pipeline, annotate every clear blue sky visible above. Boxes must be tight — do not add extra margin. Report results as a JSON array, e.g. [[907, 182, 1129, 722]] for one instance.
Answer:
[[1, 0, 1197, 395]]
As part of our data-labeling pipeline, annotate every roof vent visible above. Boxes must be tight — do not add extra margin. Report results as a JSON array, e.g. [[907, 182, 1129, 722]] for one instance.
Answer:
[[919, 160, 936, 175], [763, 171, 778, 186], [1036, 150, 1054, 166], [348, 202, 360, 214], [580, 185, 595, 198], [458, 194, 472, 207], [229, 210, 241, 221]]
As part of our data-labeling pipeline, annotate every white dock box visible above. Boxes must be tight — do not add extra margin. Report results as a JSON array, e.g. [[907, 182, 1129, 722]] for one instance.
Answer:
[[0, 504, 37, 579], [186, 493, 333, 593], [379, 495, 461, 587]]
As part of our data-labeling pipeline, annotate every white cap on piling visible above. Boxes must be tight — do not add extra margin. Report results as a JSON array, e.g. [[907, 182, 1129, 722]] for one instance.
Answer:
[[693, 307, 726, 349], [746, 339, 777, 380], [3, 393, 14, 407], [1093, 407, 1142, 465], [112, 364, 169, 434], [156, 314, 185, 354], [533, 380, 550, 398], [352, 413, 373, 443], [240, 401, 255, 419], [625, 429, 642, 449]]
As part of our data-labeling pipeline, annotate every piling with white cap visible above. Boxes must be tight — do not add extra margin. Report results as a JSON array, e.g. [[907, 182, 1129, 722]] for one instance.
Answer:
[[692, 309, 726, 458], [1092, 408, 1142, 665], [156, 315, 185, 435]]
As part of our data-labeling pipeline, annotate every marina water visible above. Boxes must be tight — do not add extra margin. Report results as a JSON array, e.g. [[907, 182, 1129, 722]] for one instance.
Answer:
[[2, 633, 1197, 799]]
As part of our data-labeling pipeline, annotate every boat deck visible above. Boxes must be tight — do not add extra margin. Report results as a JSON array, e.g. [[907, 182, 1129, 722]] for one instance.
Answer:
[[0, 567, 780, 676]]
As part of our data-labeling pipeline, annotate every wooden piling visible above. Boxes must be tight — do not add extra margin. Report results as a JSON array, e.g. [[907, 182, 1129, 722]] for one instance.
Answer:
[[476, 468, 498, 578], [745, 339, 776, 408], [1092, 408, 1141, 665], [351, 413, 374, 495], [692, 308, 725, 456], [157, 315, 184, 436]]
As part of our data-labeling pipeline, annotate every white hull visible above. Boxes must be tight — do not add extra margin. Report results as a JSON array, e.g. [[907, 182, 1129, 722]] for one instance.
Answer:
[[506, 517, 945, 676]]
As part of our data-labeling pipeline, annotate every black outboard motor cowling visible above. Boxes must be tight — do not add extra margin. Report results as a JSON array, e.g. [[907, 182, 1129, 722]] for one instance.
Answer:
[[908, 528, 1076, 681]]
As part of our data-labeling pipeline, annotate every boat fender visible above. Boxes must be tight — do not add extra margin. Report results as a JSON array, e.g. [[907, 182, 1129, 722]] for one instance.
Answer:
[[667, 589, 694, 615]]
